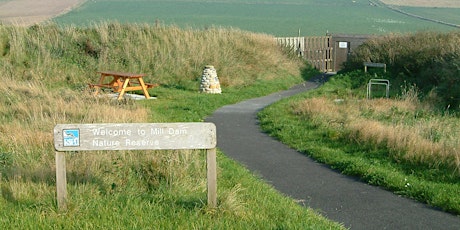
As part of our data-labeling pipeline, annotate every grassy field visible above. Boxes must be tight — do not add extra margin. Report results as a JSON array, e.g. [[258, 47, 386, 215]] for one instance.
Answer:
[[399, 6, 460, 25], [381, 0, 459, 8], [53, 0, 460, 36], [2, 0, 459, 228], [0, 23, 344, 229]]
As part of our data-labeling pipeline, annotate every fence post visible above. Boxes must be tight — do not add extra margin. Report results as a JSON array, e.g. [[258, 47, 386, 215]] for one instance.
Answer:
[[207, 148, 217, 208], [55, 151, 67, 210]]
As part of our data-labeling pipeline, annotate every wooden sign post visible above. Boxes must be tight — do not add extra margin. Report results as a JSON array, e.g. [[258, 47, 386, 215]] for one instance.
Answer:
[[53, 123, 217, 210]]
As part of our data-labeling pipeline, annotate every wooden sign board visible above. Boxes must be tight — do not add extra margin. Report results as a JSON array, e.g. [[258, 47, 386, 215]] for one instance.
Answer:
[[53, 122, 217, 210], [363, 62, 386, 73], [54, 123, 216, 151]]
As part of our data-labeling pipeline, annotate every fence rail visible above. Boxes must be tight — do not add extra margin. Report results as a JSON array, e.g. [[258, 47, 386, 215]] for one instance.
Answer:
[[275, 37, 305, 56]]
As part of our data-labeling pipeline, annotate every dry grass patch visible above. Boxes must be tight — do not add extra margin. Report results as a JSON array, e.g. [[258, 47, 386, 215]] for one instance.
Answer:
[[293, 96, 460, 173], [0, 77, 149, 192]]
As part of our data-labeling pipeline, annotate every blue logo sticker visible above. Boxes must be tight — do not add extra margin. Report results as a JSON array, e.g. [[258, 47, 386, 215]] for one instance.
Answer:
[[63, 129, 80, 147]]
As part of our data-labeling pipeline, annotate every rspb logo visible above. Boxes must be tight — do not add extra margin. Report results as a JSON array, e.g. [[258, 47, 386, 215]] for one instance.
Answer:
[[63, 129, 80, 147]]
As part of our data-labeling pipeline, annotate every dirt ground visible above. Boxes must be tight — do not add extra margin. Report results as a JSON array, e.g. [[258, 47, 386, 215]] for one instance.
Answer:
[[380, 0, 460, 8], [0, 0, 86, 26]]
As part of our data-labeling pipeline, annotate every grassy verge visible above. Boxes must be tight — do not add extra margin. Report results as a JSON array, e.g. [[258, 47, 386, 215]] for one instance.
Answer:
[[0, 23, 344, 229], [1, 150, 342, 229], [259, 74, 460, 215]]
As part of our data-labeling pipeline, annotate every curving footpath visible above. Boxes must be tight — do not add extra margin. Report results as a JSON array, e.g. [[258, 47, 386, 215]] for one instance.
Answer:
[[205, 75, 460, 229]]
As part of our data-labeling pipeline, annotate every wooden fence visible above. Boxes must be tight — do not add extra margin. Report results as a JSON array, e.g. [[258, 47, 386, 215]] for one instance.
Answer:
[[276, 36, 334, 72], [275, 37, 305, 56]]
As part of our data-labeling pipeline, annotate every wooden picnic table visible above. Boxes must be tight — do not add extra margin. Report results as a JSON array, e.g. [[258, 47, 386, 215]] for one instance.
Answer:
[[89, 71, 158, 100]]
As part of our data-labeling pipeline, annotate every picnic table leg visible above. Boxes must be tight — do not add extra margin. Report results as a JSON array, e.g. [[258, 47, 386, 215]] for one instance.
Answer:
[[117, 78, 131, 100], [93, 87, 100, 96], [138, 78, 151, 99], [111, 77, 123, 93], [93, 75, 106, 96]]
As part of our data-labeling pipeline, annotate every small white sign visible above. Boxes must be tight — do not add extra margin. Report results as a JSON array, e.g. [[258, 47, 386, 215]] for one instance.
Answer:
[[339, 42, 348, 48], [63, 129, 80, 147]]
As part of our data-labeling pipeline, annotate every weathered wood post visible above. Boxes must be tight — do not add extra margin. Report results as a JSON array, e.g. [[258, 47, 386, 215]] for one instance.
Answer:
[[206, 148, 217, 207], [55, 151, 67, 210]]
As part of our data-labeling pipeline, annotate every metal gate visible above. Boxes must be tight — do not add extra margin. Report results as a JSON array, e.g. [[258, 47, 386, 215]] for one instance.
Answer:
[[276, 36, 334, 72]]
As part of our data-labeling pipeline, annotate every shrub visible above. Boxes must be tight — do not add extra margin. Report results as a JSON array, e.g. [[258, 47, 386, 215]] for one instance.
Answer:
[[345, 31, 460, 109]]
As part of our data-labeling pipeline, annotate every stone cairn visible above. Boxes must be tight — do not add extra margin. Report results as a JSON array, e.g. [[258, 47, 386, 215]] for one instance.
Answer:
[[199, 65, 222, 94]]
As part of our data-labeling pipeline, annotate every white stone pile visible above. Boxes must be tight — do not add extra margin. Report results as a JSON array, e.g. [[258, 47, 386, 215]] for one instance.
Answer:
[[199, 65, 221, 94]]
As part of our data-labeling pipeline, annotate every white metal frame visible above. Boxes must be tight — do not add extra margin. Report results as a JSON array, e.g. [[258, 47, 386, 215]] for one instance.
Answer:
[[367, 79, 390, 99]]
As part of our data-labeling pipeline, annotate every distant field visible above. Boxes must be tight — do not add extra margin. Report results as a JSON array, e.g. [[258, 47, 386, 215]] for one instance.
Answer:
[[379, 0, 460, 29], [398, 6, 460, 25], [54, 0, 460, 36], [0, 0, 85, 26], [381, 0, 460, 8]]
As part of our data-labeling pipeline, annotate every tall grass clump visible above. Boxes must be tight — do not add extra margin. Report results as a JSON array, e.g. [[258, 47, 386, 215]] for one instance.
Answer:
[[345, 31, 460, 109], [292, 94, 460, 175], [0, 22, 300, 90]]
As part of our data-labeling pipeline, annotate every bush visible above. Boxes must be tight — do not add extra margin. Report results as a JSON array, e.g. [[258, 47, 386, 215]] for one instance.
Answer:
[[344, 31, 460, 109]]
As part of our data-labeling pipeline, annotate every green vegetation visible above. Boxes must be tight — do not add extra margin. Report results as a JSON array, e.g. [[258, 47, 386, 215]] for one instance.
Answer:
[[259, 31, 460, 215], [346, 31, 460, 109], [0, 23, 344, 229], [53, 0, 460, 36]]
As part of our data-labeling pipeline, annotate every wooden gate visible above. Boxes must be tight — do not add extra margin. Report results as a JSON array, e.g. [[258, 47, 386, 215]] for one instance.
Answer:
[[304, 36, 333, 72], [276, 36, 334, 72]]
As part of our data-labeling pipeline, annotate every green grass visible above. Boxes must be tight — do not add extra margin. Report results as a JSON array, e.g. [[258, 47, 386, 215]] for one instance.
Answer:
[[1, 150, 342, 229], [0, 23, 344, 229], [0, 77, 344, 229], [258, 75, 460, 215], [142, 75, 305, 122], [53, 0, 460, 36]]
